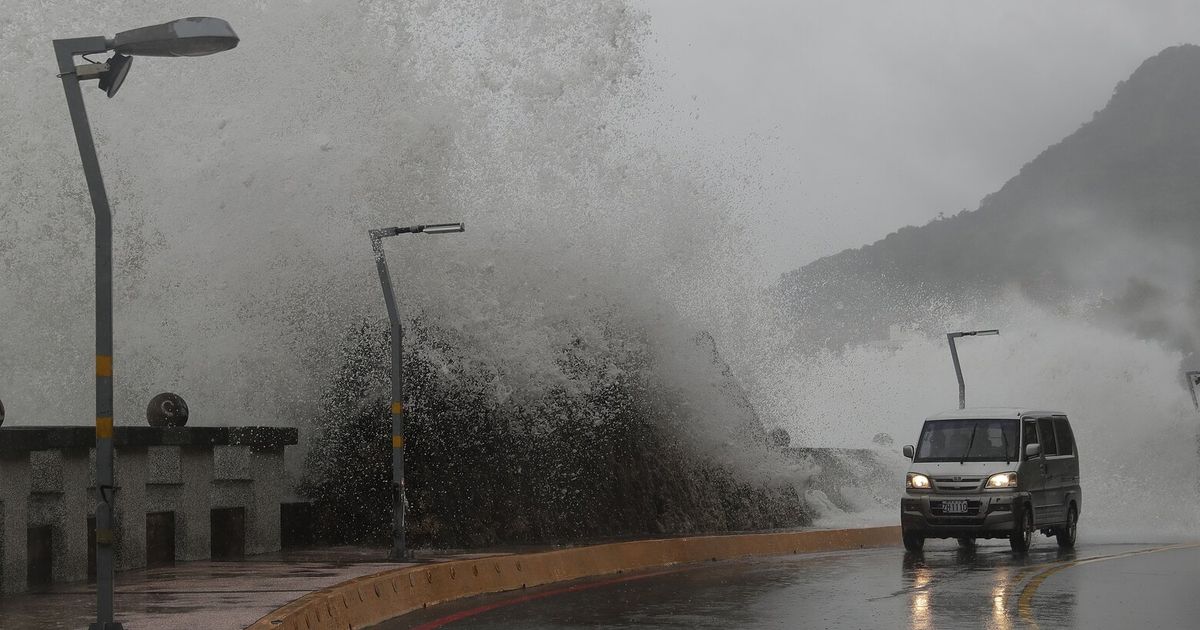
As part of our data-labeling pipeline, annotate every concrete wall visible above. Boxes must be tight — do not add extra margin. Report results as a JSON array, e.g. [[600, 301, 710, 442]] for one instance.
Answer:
[[0, 426, 296, 593]]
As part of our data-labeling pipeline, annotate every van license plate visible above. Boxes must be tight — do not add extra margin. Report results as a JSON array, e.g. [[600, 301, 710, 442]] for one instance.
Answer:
[[942, 500, 969, 514]]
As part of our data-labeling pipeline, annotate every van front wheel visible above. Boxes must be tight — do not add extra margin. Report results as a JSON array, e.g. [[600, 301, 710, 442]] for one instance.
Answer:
[[903, 532, 925, 552], [1010, 506, 1034, 553]]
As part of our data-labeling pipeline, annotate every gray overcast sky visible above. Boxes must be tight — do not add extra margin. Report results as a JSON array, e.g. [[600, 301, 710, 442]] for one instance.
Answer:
[[634, 0, 1200, 276]]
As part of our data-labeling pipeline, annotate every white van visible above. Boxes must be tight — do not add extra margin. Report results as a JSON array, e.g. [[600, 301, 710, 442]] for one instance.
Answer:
[[900, 408, 1081, 552]]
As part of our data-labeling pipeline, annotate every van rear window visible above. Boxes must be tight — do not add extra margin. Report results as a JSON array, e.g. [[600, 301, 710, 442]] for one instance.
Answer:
[[1054, 418, 1074, 456]]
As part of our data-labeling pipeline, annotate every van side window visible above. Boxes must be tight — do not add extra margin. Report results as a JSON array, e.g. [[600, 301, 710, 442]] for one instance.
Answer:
[[1054, 418, 1074, 456], [1022, 420, 1038, 452], [1037, 418, 1059, 456]]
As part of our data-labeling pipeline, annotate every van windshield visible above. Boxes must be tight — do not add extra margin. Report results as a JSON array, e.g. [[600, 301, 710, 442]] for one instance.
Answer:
[[914, 419, 1020, 463]]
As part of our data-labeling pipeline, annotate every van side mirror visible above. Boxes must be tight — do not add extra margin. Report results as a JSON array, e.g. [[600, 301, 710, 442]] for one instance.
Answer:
[[902, 445, 915, 460], [1024, 443, 1042, 459]]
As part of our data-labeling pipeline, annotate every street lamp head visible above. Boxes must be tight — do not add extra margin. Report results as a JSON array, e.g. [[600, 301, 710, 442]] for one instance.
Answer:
[[375, 222, 467, 238], [420, 222, 466, 234], [111, 17, 239, 57], [950, 329, 1000, 338], [0, 396, 5, 427]]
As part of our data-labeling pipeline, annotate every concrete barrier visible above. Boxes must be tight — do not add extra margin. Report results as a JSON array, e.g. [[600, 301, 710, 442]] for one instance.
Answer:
[[247, 525, 900, 630], [0, 426, 296, 593]]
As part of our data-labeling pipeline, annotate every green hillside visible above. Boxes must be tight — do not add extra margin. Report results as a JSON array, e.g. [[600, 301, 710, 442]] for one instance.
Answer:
[[779, 45, 1200, 356]]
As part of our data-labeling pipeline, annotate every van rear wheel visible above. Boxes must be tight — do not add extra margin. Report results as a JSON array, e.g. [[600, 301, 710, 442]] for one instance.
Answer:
[[1010, 507, 1034, 553], [1056, 506, 1078, 548], [903, 532, 925, 552], [956, 537, 976, 548]]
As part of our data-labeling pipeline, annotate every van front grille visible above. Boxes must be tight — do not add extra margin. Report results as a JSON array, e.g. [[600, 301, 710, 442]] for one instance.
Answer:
[[932, 477, 983, 492]]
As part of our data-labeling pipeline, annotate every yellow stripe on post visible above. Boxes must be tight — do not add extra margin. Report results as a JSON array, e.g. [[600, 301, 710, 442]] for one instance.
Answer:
[[392, 435, 404, 448], [96, 416, 113, 439], [96, 355, 112, 377], [391, 401, 403, 415]]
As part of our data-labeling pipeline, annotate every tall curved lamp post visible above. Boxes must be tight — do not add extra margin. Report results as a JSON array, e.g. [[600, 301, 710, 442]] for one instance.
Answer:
[[369, 222, 465, 560], [946, 329, 999, 409], [52, 17, 238, 630]]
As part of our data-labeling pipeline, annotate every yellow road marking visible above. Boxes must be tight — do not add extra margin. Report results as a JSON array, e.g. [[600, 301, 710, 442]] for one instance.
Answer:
[[391, 401, 403, 415], [96, 416, 113, 438], [1016, 543, 1200, 628], [392, 435, 404, 448], [96, 355, 112, 377]]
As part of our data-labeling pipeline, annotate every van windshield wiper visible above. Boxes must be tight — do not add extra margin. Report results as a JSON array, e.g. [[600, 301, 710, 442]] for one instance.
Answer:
[[960, 423, 979, 464], [1001, 427, 1011, 465]]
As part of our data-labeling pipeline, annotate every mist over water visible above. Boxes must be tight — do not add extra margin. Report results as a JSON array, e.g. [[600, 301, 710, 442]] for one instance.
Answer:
[[770, 295, 1200, 539], [1, 2, 1197, 541], [1, 1, 763, 440]]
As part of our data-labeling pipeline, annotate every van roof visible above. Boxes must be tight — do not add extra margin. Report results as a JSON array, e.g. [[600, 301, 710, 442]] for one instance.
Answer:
[[925, 407, 1066, 421]]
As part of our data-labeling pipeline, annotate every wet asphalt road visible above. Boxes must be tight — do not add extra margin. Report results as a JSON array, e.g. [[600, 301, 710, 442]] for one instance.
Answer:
[[386, 539, 1200, 630]]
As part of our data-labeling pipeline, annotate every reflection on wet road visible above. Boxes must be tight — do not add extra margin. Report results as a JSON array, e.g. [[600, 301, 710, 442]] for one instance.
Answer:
[[386, 540, 1200, 629]]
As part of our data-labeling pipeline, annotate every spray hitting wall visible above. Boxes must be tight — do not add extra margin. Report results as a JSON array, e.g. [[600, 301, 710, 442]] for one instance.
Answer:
[[0, 1, 767, 444], [765, 295, 1200, 538]]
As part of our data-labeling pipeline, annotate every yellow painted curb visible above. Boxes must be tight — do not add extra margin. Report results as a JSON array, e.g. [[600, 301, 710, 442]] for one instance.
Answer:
[[247, 526, 900, 630]]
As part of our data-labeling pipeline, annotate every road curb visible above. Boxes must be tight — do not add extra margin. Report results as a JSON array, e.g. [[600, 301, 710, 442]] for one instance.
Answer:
[[246, 525, 900, 630]]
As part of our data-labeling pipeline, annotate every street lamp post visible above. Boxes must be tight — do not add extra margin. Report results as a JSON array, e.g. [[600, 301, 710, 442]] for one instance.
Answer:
[[52, 17, 238, 630], [369, 222, 465, 561], [946, 329, 999, 409], [1185, 370, 1200, 497]]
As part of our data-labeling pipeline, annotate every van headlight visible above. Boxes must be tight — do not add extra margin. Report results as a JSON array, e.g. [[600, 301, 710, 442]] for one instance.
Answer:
[[986, 472, 1018, 489], [906, 473, 931, 490]]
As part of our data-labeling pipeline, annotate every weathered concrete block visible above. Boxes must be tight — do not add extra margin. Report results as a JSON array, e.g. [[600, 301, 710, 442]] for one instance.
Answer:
[[26, 449, 91, 583], [112, 447, 148, 571], [146, 446, 182, 484], [178, 447, 213, 561], [246, 447, 286, 555], [213, 445, 251, 481], [30, 450, 62, 493], [0, 452, 32, 593], [56, 449, 90, 583]]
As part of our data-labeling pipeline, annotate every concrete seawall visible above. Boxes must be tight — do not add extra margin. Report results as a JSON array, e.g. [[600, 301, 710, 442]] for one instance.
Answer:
[[247, 525, 900, 630], [0, 426, 297, 593]]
